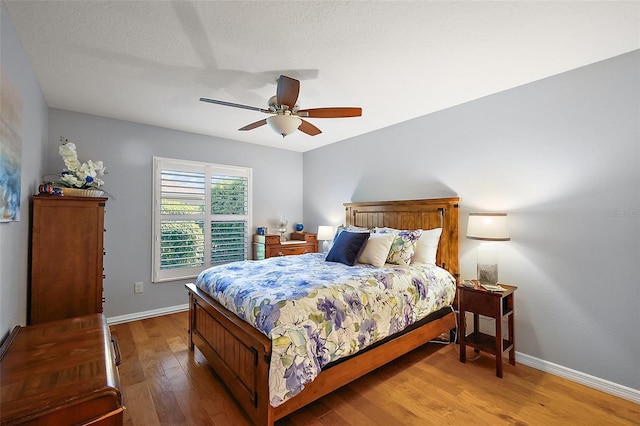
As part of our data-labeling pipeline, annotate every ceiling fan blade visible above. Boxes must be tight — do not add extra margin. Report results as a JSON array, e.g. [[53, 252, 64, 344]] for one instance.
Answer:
[[276, 75, 300, 110], [239, 119, 267, 131], [297, 107, 362, 118], [298, 119, 322, 136], [200, 97, 271, 114]]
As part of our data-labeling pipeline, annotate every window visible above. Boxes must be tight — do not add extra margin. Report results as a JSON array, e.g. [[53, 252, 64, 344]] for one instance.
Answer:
[[152, 157, 252, 282]]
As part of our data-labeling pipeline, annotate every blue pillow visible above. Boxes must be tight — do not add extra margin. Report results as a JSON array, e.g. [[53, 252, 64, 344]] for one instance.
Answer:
[[333, 225, 370, 241], [325, 231, 370, 266]]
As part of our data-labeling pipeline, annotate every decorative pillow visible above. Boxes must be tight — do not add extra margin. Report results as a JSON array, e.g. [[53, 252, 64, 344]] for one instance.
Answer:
[[358, 232, 395, 268], [333, 225, 370, 241], [375, 228, 422, 266], [325, 231, 370, 266], [412, 228, 443, 265]]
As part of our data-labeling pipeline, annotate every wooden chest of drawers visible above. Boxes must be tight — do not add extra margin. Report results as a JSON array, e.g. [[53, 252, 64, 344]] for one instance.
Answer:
[[264, 232, 318, 258], [0, 314, 124, 425], [30, 196, 107, 324]]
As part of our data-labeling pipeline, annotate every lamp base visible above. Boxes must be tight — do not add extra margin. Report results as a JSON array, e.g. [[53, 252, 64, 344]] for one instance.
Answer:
[[477, 243, 499, 285], [322, 240, 329, 253], [477, 263, 498, 285]]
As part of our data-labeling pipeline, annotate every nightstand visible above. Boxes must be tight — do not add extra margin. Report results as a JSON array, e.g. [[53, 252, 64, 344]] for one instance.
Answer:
[[264, 232, 317, 258], [458, 282, 517, 378]]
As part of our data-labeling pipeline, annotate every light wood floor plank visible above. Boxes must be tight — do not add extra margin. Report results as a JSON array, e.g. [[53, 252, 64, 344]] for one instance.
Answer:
[[122, 381, 162, 426], [110, 311, 639, 425]]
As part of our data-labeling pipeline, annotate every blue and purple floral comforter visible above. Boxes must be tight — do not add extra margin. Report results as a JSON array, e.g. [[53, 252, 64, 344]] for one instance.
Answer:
[[195, 252, 456, 407]]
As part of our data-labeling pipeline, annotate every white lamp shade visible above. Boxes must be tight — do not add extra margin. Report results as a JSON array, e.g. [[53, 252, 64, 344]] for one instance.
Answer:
[[317, 226, 334, 241], [267, 114, 302, 137], [467, 213, 510, 241]]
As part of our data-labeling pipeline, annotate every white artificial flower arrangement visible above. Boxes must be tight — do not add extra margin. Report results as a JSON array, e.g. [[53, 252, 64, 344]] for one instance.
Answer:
[[58, 137, 106, 189]]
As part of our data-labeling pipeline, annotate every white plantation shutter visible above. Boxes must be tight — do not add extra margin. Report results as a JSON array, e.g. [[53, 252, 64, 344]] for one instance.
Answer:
[[153, 157, 252, 282], [211, 221, 247, 265], [210, 173, 249, 266], [160, 169, 206, 270]]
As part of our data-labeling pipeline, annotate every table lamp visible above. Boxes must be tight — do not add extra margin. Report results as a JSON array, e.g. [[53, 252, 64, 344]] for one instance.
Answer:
[[317, 225, 334, 253], [467, 213, 510, 285]]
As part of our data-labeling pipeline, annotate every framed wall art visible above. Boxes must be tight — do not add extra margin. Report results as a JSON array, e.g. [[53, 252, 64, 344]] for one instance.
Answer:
[[0, 66, 22, 222]]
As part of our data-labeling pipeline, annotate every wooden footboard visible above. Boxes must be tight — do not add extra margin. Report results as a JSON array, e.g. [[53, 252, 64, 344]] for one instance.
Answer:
[[187, 283, 456, 426], [187, 283, 272, 425]]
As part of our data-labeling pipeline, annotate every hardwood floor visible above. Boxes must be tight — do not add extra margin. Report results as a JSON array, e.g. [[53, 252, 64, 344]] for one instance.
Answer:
[[110, 312, 639, 425]]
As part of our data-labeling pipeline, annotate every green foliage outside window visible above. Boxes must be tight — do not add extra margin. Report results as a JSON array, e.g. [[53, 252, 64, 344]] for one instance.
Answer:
[[211, 177, 247, 215], [160, 219, 204, 269]]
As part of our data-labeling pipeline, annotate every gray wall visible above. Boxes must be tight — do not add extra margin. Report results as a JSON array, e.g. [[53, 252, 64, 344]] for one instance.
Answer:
[[47, 109, 303, 318], [0, 2, 48, 339], [303, 50, 640, 391]]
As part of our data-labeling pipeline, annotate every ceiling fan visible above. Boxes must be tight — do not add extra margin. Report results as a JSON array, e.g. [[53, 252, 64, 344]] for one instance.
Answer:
[[199, 75, 362, 137]]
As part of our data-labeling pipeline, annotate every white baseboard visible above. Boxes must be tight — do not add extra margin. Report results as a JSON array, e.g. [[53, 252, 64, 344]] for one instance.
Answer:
[[516, 352, 640, 404], [106, 304, 189, 325]]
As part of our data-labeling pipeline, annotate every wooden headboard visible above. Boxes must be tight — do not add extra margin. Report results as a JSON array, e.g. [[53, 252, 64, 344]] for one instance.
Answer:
[[344, 197, 460, 280]]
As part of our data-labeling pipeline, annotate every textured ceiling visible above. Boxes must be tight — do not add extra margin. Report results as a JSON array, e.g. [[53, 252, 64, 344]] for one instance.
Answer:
[[4, 1, 639, 152]]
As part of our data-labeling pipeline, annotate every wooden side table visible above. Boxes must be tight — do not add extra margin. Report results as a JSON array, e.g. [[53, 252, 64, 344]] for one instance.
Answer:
[[458, 282, 517, 378]]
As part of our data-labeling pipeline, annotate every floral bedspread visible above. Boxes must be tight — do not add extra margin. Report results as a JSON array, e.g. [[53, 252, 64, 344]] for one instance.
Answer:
[[195, 253, 456, 407]]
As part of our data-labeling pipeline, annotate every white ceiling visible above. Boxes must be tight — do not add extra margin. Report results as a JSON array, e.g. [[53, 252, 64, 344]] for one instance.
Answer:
[[4, 1, 639, 153]]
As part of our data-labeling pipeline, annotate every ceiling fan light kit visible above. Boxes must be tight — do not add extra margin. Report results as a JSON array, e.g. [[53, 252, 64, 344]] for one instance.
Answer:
[[200, 75, 362, 138], [267, 114, 302, 137]]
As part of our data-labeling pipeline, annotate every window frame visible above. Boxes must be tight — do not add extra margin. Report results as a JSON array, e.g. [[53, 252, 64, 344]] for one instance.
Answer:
[[152, 156, 252, 283]]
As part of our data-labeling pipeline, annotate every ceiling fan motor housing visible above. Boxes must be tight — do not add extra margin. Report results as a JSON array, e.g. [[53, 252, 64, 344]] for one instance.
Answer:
[[268, 95, 299, 113]]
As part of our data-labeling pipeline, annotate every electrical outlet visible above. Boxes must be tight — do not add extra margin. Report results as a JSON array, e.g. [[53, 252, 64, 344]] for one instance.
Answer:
[[134, 281, 144, 294]]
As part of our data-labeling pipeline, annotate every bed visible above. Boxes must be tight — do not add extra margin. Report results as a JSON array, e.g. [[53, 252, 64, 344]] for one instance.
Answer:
[[185, 197, 460, 425]]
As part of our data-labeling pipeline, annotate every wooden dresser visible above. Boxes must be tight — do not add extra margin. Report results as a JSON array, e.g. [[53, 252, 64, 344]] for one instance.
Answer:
[[264, 232, 318, 258], [0, 314, 124, 425], [30, 195, 107, 325]]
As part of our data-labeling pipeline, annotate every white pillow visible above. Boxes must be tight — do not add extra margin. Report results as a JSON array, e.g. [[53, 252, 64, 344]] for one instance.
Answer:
[[411, 228, 443, 264], [358, 232, 395, 268]]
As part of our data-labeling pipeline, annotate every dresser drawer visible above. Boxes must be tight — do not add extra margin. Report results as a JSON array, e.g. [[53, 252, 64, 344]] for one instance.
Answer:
[[460, 288, 499, 317], [267, 243, 314, 257], [290, 232, 317, 243]]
